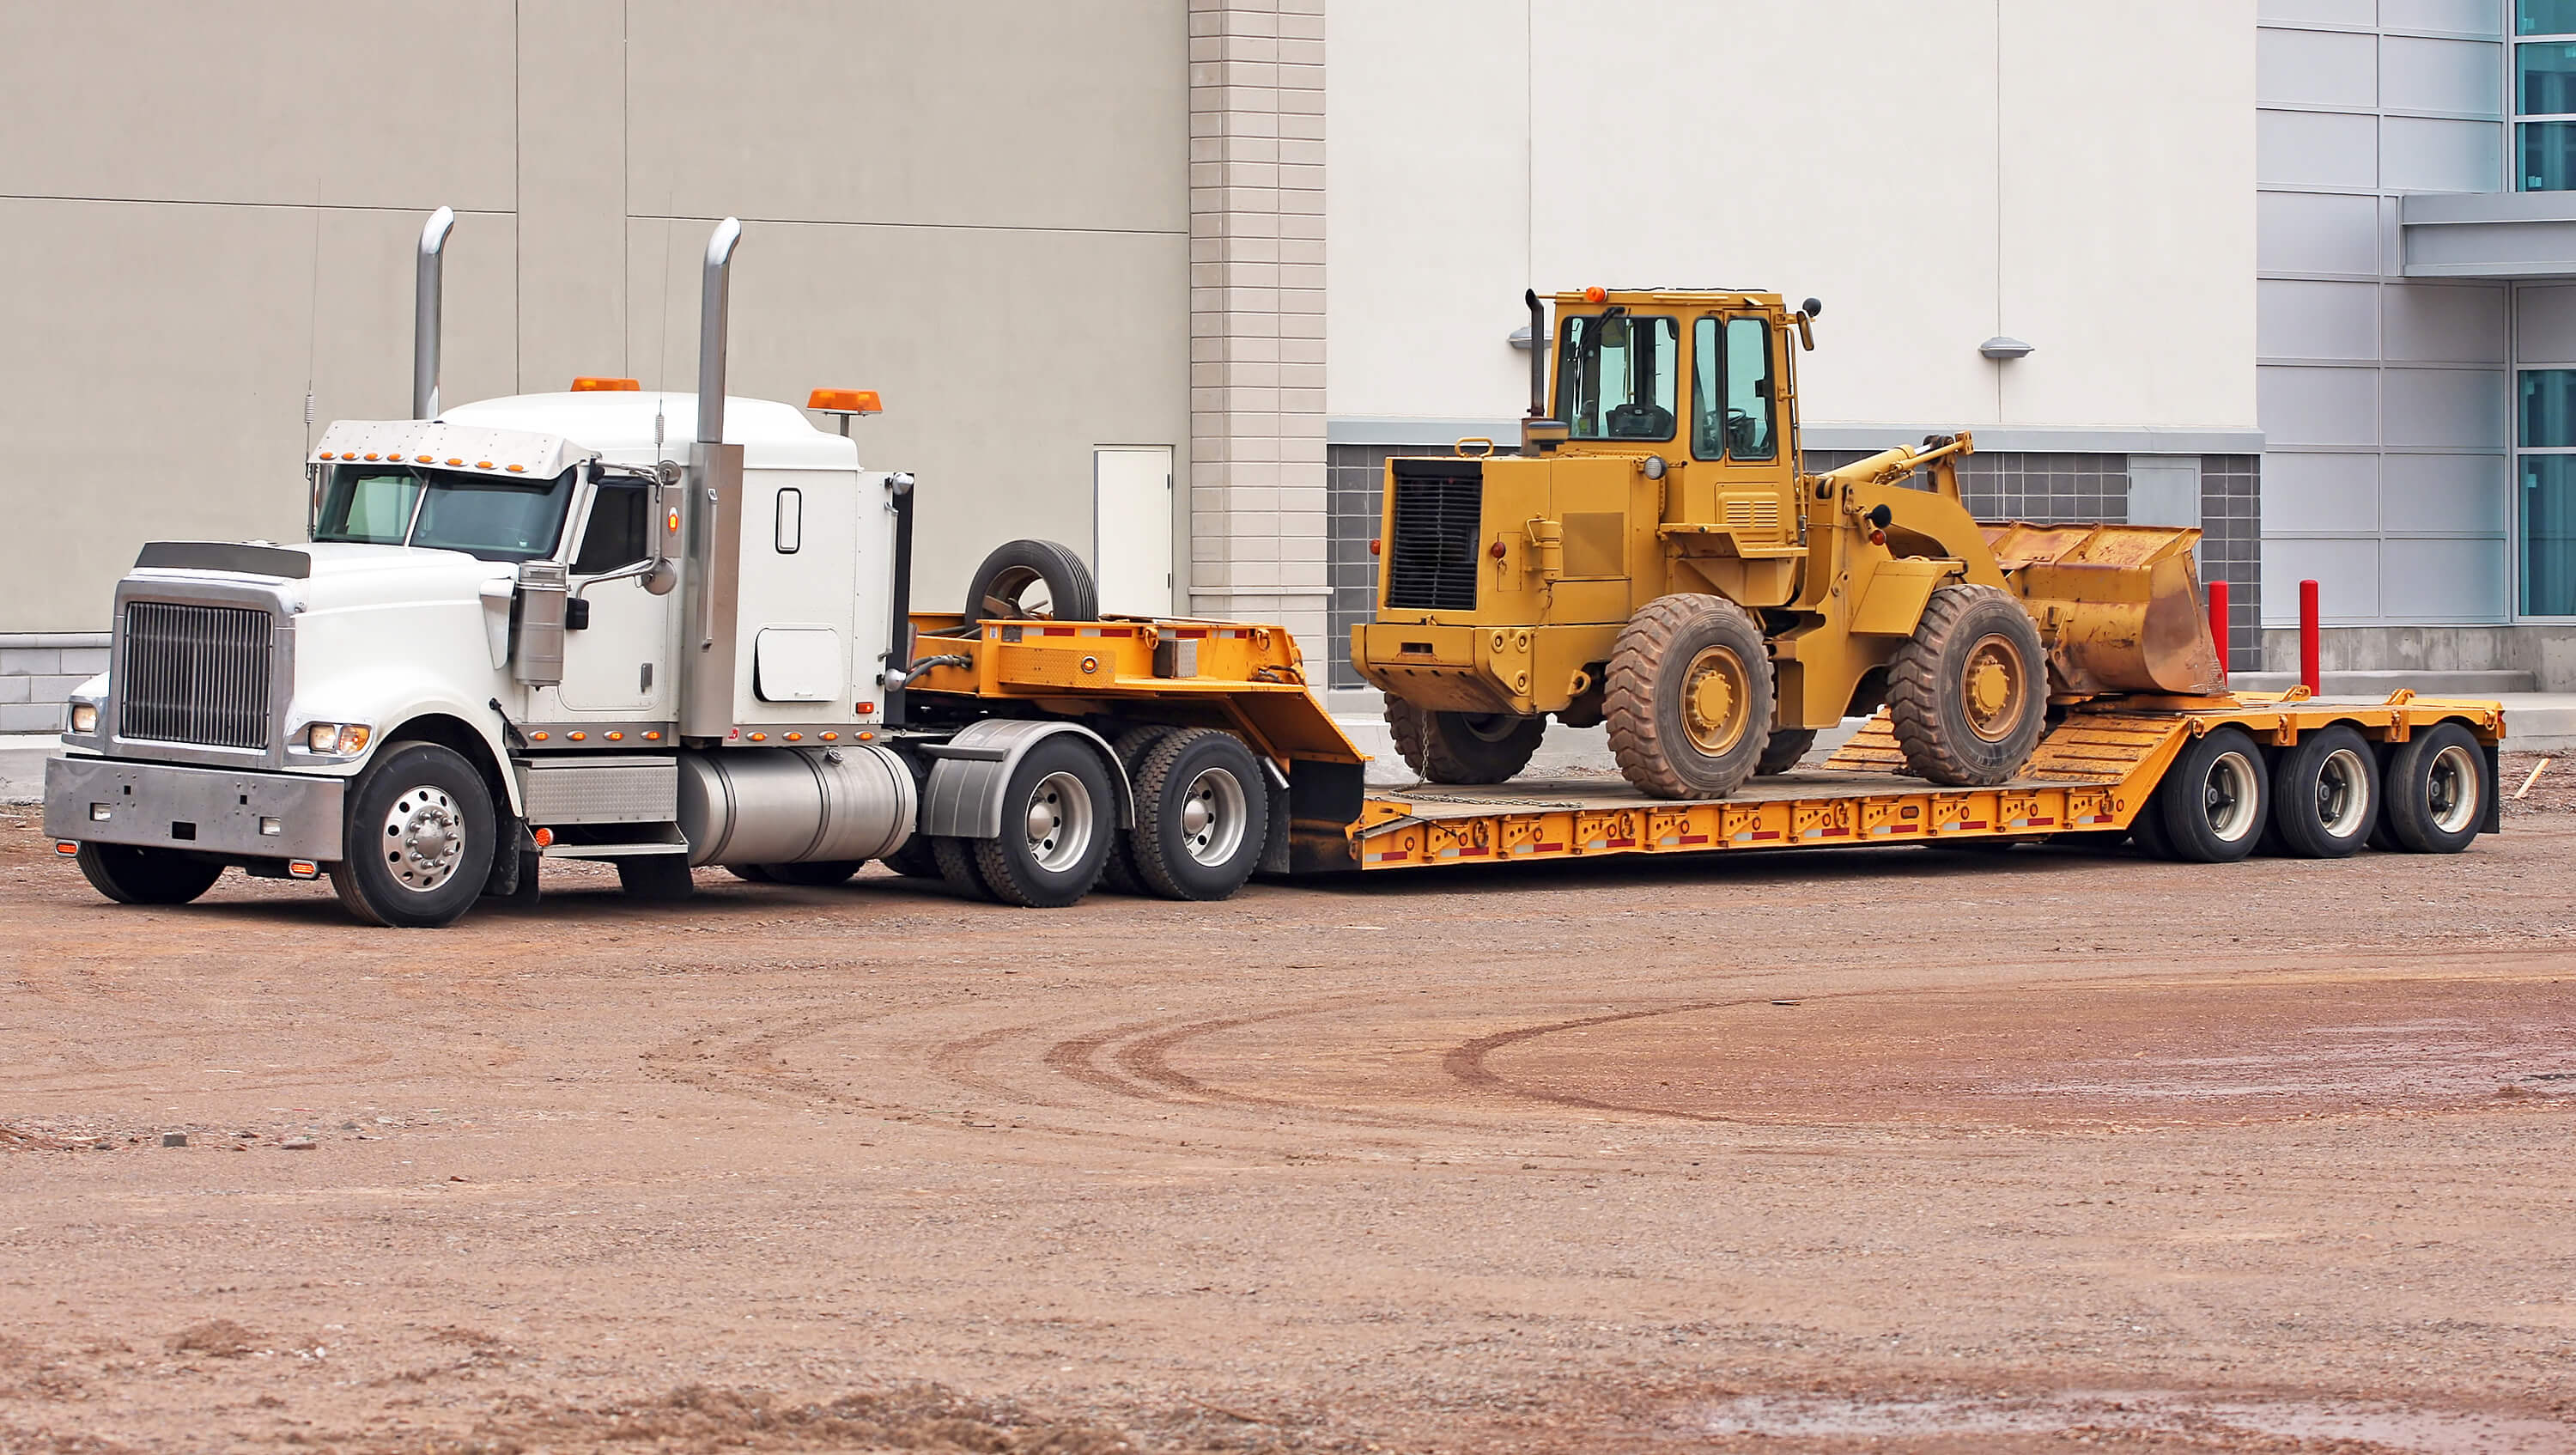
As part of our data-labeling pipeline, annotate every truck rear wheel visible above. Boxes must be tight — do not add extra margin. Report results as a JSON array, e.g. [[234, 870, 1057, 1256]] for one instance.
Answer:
[[74, 843, 223, 907], [1099, 724, 1176, 894], [1887, 584, 2047, 787], [963, 539, 1099, 624], [328, 742, 496, 928], [2269, 724, 2378, 858], [933, 835, 994, 900], [971, 736, 1115, 906], [880, 834, 940, 880], [1386, 698, 1545, 784], [2381, 722, 2485, 854], [1605, 594, 1771, 800], [1130, 728, 1269, 900], [2150, 726, 2269, 863], [1755, 728, 1818, 776]]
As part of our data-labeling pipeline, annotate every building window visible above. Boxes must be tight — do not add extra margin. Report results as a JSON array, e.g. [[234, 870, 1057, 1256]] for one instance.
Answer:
[[2520, 7, 2576, 188], [2520, 370, 2576, 615]]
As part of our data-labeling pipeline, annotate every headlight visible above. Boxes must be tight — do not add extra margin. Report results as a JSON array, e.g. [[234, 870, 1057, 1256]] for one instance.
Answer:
[[70, 703, 98, 734], [302, 722, 372, 756]]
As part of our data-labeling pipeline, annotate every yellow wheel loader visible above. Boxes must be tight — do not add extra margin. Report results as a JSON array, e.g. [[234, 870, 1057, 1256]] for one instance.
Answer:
[[1353, 288, 2227, 799]]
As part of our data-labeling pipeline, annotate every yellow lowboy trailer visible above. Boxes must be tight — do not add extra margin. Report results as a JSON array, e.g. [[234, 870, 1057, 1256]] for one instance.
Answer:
[[902, 614, 2505, 882]]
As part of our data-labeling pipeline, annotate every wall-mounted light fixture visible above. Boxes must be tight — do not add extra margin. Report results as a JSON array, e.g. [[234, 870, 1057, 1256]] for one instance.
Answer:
[[1510, 324, 1536, 350], [1979, 336, 2035, 360]]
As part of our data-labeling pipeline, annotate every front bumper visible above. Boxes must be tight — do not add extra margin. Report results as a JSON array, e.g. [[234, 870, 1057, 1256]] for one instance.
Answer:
[[45, 754, 345, 861]]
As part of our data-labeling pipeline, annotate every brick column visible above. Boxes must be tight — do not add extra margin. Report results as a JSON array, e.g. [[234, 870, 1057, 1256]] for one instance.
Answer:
[[1188, 0, 1327, 657]]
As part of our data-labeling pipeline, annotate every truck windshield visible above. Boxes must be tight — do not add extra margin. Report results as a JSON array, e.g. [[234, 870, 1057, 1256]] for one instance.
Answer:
[[313, 466, 575, 563], [1555, 313, 1679, 441]]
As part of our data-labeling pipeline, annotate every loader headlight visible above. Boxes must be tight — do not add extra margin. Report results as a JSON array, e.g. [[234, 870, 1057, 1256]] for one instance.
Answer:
[[69, 703, 98, 734], [301, 721, 372, 757]]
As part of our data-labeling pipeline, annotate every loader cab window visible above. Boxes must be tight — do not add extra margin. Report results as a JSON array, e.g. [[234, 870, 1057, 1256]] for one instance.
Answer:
[[572, 479, 651, 574], [1556, 313, 1679, 441], [1692, 316, 1777, 462], [313, 463, 575, 563]]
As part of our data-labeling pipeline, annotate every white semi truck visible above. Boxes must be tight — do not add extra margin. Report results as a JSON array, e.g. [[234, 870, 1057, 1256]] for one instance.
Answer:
[[44, 210, 1355, 927]]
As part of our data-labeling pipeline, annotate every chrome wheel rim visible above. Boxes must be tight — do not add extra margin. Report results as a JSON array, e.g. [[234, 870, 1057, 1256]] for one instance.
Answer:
[[2201, 751, 2260, 843], [2428, 744, 2480, 834], [1178, 765, 1249, 868], [2316, 746, 2371, 837], [382, 784, 464, 892], [1023, 770, 1093, 873]]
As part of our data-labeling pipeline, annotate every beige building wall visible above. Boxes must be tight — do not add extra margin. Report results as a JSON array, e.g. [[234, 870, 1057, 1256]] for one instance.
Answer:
[[0, 1, 1194, 663], [1327, 0, 2258, 437]]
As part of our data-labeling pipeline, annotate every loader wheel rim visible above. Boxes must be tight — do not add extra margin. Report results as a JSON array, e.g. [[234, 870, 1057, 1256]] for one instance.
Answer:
[[1022, 770, 1094, 872], [1179, 766, 1249, 868], [2199, 752, 2261, 843], [1680, 645, 1753, 756], [382, 786, 465, 893], [1458, 714, 1521, 745], [1960, 634, 2028, 743], [2316, 746, 2371, 837], [2428, 744, 2480, 834]]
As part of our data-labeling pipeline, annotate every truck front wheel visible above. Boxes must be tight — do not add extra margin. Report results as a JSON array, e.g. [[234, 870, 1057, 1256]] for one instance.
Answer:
[[74, 843, 223, 906], [328, 742, 497, 929]]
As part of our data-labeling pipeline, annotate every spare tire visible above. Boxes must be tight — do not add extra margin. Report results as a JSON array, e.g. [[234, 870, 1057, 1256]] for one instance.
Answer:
[[964, 539, 1099, 624]]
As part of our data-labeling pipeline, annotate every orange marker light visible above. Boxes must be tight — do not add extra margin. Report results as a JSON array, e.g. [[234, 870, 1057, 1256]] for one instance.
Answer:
[[806, 387, 883, 414], [857, 731, 875, 741], [643, 730, 662, 741], [665, 509, 680, 532], [820, 732, 839, 742], [749, 732, 767, 742], [784, 732, 802, 742], [1369, 538, 1381, 556], [416, 454, 433, 464], [605, 731, 623, 741], [54, 841, 78, 856], [445, 457, 463, 466], [475, 460, 494, 470], [571, 376, 641, 392], [567, 731, 585, 741], [530, 730, 549, 742], [855, 701, 875, 714], [532, 826, 555, 847], [1584, 286, 1607, 302], [363, 453, 381, 461], [507, 464, 526, 472]]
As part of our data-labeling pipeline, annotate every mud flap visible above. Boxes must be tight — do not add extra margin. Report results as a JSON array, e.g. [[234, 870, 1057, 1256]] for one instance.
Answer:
[[1283, 757, 1365, 874]]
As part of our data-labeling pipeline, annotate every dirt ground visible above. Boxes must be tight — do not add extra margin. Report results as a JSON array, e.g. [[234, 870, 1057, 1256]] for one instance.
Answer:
[[3, 756, 2574, 1454]]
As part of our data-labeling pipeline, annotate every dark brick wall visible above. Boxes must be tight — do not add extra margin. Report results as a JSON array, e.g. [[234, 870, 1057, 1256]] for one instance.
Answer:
[[2201, 455, 2263, 672]]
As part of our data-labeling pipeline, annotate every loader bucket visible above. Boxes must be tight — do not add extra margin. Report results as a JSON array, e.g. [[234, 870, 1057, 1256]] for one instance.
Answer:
[[1981, 522, 2227, 697]]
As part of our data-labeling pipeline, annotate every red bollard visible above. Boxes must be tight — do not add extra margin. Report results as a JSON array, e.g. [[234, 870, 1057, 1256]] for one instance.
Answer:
[[2300, 578, 2322, 695], [2208, 580, 2230, 678]]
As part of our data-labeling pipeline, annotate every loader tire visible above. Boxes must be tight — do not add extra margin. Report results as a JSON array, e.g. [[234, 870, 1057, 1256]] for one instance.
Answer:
[[1385, 697, 1546, 784], [1887, 584, 2047, 786], [1604, 594, 1772, 800], [963, 539, 1098, 624], [1754, 728, 1818, 776], [1099, 723, 1177, 894]]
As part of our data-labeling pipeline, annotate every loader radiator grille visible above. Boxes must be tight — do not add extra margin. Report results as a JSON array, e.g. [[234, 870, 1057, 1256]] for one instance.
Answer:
[[1383, 460, 1483, 612], [118, 601, 274, 750]]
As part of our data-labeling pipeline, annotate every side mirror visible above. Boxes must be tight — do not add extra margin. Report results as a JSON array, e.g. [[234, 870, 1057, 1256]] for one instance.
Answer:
[[1801, 297, 1823, 318]]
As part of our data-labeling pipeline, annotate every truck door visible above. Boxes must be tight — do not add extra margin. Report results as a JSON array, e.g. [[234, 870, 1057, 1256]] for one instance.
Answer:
[[557, 476, 676, 714], [1689, 314, 1797, 575]]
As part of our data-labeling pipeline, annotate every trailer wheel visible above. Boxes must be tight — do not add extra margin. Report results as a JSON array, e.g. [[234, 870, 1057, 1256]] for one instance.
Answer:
[[1605, 594, 1772, 799], [1386, 698, 1546, 784], [327, 742, 498, 928], [2381, 722, 2485, 854], [761, 860, 866, 886], [1130, 728, 1270, 901], [1099, 724, 1176, 894], [1887, 584, 2046, 787], [963, 539, 1098, 624], [73, 843, 223, 907], [1755, 728, 1818, 776], [2151, 727, 2269, 863], [2125, 786, 2176, 860], [880, 834, 941, 880], [971, 736, 1116, 907], [615, 855, 696, 901], [933, 836, 994, 900], [2269, 724, 2379, 858]]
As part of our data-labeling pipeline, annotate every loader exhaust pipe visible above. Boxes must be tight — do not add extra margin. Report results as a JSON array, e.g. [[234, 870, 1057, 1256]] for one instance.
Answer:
[[413, 207, 455, 419], [1524, 289, 1548, 418], [696, 217, 742, 444]]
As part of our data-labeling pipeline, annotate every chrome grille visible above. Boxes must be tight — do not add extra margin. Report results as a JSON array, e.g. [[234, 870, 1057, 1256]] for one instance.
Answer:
[[119, 601, 273, 749]]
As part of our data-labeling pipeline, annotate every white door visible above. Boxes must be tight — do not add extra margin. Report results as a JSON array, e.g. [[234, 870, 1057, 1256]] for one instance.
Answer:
[[1093, 446, 1173, 617], [558, 477, 676, 714]]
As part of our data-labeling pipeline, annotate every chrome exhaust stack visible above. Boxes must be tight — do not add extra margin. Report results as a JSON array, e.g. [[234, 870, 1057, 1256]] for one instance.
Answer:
[[680, 218, 746, 741], [413, 207, 455, 419]]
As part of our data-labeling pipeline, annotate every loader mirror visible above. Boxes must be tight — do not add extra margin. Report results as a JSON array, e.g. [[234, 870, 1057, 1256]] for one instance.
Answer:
[[1868, 504, 1893, 529], [1801, 297, 1823, 319]]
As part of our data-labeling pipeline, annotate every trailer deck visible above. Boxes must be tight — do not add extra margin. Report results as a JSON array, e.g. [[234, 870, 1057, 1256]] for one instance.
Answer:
[[1344, 692, 2506, 870]]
